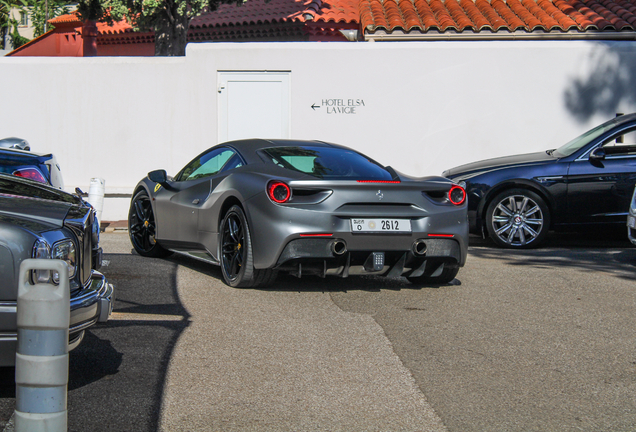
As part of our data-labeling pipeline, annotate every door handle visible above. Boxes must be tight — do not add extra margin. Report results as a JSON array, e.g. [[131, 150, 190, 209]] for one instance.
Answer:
[[192, 199, 200, 205]]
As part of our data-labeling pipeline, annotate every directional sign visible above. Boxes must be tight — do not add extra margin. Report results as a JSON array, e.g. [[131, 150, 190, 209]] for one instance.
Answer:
[[311, 99, 366, 114]]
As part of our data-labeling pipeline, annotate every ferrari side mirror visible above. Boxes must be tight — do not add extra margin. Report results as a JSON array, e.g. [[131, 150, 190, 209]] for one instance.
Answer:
[[148, 169, 168, 185]]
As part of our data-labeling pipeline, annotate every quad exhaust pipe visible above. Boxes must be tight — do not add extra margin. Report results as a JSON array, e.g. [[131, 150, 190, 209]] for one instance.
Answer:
[[412, 239, 427, 256], [331, 239, 347, 256]]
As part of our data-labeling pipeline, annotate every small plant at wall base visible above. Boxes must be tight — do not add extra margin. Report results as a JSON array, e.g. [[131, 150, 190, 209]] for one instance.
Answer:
[[77, 0, 248, 56]]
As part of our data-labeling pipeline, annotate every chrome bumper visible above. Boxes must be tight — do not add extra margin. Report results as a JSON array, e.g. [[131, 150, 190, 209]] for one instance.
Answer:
[[0, 270, 114, 366], [70, 270, 115, 328]]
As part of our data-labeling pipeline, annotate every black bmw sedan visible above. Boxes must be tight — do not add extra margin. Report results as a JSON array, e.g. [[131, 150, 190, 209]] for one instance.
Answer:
[[443, 113, 636, 248]]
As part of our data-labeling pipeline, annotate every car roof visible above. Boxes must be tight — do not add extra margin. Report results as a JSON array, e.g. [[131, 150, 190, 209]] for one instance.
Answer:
[[614, 113, 636, 127], [0, 147, 50, 159], [218, 139, 345, 164], [0, 137, 30, 150]]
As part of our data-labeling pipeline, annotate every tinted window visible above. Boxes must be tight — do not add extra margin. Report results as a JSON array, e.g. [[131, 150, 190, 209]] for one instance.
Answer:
[[601, 125, 636, 156], [177, 148, 240, 181], [263, 146, 393, 180]]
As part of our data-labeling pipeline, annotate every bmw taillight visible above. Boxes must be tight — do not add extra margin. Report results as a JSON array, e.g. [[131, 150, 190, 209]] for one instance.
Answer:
[[448, 185, 466, 205], [13, 168, 47, 184], [267, 181, 291, 203]]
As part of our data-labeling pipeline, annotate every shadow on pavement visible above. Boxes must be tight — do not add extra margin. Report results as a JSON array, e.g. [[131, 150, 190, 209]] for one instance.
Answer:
[[64, 252, 190, 432], [468, 231, 636, 282]]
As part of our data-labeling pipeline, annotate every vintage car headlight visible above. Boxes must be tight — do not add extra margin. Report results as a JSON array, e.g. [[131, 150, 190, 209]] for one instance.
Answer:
[[31, 238, 77, 284], [51, 240, 77, 283]]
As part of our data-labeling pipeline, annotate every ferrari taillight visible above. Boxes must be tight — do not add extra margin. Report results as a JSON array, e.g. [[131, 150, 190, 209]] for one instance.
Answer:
[[267, 181, 291, 203], [448, 185, 466, 205], [13, 168, 47, 184]]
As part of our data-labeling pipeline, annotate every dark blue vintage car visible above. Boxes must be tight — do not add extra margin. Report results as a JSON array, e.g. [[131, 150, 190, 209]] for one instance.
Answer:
[[444, 114, 636, 248], [0, 147, 64, 189]]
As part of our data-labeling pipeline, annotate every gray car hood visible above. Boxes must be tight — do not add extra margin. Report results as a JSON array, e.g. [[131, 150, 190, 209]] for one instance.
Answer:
[[0, 196, 69, 233], [444, 151, 554, 177]]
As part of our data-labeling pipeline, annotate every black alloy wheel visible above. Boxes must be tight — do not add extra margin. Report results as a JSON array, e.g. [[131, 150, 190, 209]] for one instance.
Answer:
[[485, 189, 550, 248], [220, 205, 277, 288], [128, 190, 171, 257]]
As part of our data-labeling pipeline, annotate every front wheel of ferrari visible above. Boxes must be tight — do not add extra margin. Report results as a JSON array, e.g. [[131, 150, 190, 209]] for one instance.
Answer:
[[128, 190, 172, 258], [220, 205, 277, 288]]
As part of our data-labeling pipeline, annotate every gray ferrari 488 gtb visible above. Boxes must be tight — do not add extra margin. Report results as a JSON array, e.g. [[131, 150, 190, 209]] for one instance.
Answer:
[[128, 139, 468, 287]]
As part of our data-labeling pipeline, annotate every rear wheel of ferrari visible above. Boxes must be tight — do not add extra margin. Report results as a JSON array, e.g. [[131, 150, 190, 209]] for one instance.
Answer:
[[128, 190, 171, 258], [485, 189, 550, 248], [407, 264, 459, 286], [220, 205, 277, 288]]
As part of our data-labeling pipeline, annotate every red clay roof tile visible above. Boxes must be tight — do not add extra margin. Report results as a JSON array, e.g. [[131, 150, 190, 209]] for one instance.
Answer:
[[49, 0, 636, 44], [362, 0, 636, 35]]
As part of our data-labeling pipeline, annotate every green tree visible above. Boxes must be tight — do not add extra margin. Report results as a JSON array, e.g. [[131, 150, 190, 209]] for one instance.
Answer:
[[28, 0, 71, 37], [8, 18, 29, 48], [77, 0, 246, 56], [1, 0, 27, 50]]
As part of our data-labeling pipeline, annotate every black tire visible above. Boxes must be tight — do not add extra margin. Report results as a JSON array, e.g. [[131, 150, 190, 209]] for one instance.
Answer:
[[128, 190, 172, 258], [220, 205, 277, 288], [485, 188, 550, 248], [407, 264, 459, 286]]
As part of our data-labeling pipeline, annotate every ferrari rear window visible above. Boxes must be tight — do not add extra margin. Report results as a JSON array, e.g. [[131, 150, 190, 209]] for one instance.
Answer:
[[263, 146, 394, 180]]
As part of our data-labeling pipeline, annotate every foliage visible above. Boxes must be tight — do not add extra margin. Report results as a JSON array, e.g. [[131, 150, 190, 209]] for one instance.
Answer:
[[1, 0, 27, 50], [77, 0, 247, 56], [8, 18, 29, 48], [0, 0, 68, 50], [29, 0, 71, 37]]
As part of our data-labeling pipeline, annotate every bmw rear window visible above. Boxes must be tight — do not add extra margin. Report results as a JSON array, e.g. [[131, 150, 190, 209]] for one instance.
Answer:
[[262, 146, 394, 180]]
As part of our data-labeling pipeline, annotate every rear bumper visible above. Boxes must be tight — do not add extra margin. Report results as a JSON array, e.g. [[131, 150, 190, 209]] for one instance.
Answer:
[[0, 270, 114, 367], [275, 236, 463, 278], [247, 192, 469, 270]]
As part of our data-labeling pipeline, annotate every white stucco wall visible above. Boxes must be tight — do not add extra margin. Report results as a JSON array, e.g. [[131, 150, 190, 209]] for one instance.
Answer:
[[1, 40, 635, 220]]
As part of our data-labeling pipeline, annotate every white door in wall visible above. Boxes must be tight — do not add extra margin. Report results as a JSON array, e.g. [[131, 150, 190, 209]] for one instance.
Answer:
[[218, 72, 291, 142]]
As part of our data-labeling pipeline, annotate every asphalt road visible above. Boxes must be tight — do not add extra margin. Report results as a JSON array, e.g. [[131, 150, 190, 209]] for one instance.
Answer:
[[1, 230, 635, 431]]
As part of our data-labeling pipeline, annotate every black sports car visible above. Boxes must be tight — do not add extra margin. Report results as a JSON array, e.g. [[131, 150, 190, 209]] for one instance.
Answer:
[[443, 114, 636, 248], [128, 139, 468, 287]]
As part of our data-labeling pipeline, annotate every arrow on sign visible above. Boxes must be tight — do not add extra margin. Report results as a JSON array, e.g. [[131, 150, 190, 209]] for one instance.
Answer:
[[311, 103, 320, 110]]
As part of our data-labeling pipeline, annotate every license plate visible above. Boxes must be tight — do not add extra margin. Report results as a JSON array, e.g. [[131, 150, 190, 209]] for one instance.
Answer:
[[628, 215, 636, 228], [350, 218, 411, 233]]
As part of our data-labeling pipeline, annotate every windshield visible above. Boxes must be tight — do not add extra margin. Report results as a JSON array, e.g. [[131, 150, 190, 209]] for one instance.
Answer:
[[262, 146, 394, 181], [552, 119, 615, 157]]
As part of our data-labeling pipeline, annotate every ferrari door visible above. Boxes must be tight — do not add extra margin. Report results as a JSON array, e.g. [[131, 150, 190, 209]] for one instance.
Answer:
[[155, 147, 237, 245]]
